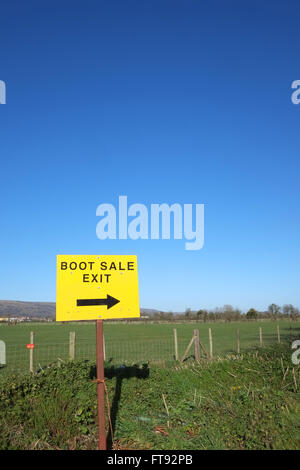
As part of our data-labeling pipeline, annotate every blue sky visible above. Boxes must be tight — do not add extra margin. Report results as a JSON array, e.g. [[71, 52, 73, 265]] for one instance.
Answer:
[[0, 0, 299, 312]]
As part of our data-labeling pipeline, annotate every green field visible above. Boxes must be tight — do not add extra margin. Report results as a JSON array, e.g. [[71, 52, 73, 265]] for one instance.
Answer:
[[0, 320, 299, 374], [0, 323, 299, 449]]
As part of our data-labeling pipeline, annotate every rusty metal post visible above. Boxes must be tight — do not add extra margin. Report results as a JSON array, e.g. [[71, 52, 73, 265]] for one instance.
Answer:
[[96, 320, 106, 450]]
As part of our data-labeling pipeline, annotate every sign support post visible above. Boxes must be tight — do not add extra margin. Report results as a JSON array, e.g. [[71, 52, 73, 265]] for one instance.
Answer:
[[96, 319, 106, 450], [56, 254, 140, 450]]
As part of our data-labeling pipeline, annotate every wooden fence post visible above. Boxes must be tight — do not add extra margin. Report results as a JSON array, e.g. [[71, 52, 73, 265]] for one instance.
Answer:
[[173, 328, 178, 361], [194, 329, 200, 362], [30, 331, 34, 373], [180, 334, 195, 363], [277, 324, 281, 344], [69, 332, 76, 361], [208, 328, 213, 359], [259, 327, 263, 347], [237, 329, 240, 354]]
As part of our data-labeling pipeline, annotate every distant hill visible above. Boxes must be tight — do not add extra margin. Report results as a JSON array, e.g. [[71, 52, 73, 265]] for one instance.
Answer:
[[0, 300, 162, 319], [139, 308, 161, 316], [0, 300, 56, 318]]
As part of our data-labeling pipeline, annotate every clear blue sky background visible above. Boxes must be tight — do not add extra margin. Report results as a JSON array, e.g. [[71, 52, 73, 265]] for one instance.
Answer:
[[0, 0, 299, 312]]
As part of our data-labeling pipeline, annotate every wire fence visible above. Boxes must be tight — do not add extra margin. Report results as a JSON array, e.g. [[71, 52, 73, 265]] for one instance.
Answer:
[[0, 322, 299, 376], [1, 339, 177, 375]]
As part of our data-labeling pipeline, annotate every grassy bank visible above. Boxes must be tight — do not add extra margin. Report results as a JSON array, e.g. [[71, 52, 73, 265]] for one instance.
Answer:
[[0, 344, 299, 450]]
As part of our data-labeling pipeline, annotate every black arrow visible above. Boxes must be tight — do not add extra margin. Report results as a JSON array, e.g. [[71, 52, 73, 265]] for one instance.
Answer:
[[77, 295, 120, 309]]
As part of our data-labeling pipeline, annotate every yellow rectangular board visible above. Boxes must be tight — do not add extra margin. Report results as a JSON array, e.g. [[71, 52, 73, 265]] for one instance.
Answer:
[[56, 255, 140, 321]]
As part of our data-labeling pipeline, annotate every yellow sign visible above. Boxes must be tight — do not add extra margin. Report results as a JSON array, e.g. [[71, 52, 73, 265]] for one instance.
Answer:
[[56, 255, 140, 321]]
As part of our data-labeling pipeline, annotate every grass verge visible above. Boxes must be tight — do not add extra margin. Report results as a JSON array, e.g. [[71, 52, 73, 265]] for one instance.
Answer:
[[0, 344, 299, 450]]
